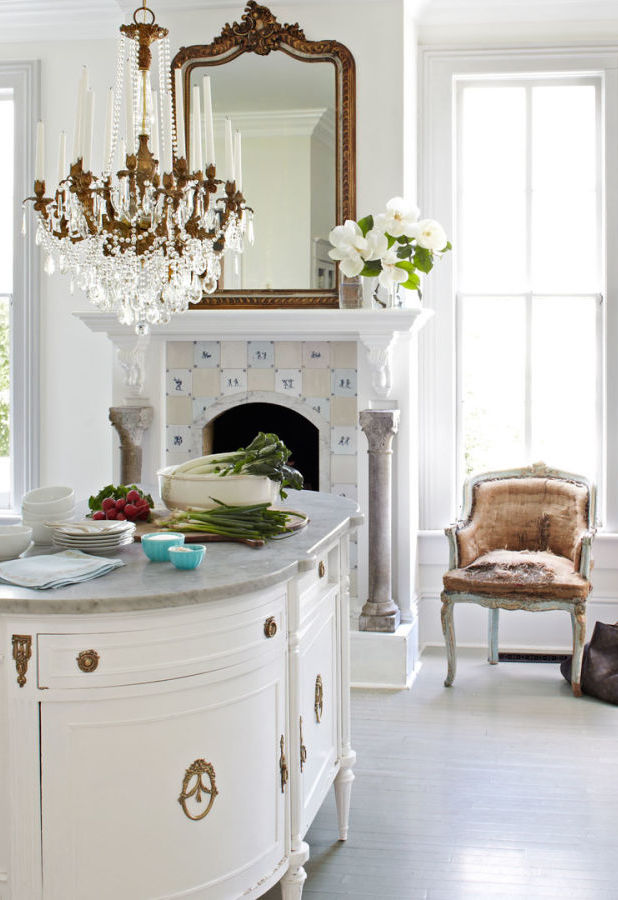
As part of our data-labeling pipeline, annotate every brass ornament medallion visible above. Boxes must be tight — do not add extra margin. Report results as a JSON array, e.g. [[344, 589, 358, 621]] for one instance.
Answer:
[[76, 649, 100, 673], [178, 758, 218, 821]]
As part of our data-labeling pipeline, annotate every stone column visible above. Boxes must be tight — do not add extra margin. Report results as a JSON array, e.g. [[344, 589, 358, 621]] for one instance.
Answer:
[[109, 406, 154, 485], [359, 409, 401, 633]]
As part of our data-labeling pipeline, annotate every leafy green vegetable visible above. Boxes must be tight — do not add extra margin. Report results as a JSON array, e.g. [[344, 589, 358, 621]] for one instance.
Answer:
[[157, 501, 307, 545], [88, 483, 154, 512]]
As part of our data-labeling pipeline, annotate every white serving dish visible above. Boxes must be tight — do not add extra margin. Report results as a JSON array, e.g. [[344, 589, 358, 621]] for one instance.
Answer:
[[24, 520, 54, 545], [0, 525, 33, 560], [158, 466, 279, 511]]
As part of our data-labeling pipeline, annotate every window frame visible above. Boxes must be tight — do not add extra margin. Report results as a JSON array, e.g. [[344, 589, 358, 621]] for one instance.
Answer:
[[418, 45, 618, 531], [0, 61, 40, 512], [454, 73, 604, 501]]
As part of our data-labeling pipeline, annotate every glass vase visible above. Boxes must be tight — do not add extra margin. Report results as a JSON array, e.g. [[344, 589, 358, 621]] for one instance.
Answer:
[[338, 276, 364, 309]]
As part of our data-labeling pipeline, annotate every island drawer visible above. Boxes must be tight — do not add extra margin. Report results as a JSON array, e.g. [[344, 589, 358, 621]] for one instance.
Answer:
[[36, 590, 286, 690]]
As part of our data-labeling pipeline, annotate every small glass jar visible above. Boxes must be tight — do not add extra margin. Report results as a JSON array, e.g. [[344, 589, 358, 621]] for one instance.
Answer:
[[338, 275, 364, 309]]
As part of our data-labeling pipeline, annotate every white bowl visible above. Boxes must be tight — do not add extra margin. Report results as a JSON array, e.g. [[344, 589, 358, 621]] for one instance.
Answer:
[[25, 521, 54, 545], [0, 525, 33, 560], [22, 485, 75, 512], [158, 466, 279, 512], [22, 506, 76, 523]]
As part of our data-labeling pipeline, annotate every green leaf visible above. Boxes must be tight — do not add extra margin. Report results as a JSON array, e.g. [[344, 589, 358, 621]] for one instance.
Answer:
[[443, 241, 452, 251], [396, 245, 413, 259], [360, 259, 382, 277], [400, 273, 421, 291], [385, 233, 397, 248], [357, 215, 374, 237], [413, 246, 433, 273], [396, 235, 409, 244], [395, 259, 416, 274]]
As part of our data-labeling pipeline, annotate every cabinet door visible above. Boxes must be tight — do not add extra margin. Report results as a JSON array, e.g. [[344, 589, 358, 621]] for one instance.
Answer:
[[40, 657, 287, 900], [299, 591, 339, 836]]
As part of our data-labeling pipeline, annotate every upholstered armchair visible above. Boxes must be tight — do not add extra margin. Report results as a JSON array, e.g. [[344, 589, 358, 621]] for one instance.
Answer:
[[441, 464, 596, 696]]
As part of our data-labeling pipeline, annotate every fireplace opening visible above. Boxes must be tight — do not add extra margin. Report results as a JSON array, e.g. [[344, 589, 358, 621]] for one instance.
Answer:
[[204, 403, 319, 491]]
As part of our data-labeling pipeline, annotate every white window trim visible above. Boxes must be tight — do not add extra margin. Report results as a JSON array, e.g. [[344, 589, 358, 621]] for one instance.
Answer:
[[418, 44, 618, 532], [0, 61, 40, 513]]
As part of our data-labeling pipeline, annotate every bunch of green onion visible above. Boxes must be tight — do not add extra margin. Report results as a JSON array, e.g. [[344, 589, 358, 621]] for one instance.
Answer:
[[173, 432, 303, 500], [158, 501, 306, 543]]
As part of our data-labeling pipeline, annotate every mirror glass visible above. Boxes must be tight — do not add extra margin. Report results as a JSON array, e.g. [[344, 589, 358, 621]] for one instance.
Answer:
[[188, 53, 336, 291]]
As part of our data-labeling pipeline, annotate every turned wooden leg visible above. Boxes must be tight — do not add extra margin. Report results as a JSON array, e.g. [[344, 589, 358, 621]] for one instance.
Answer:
[[280, 842, 309, 900], [488, 608, 500, 665], [441, 593, 456, 687], [571, 602, 586, 698], [334, 751, 356, 841]]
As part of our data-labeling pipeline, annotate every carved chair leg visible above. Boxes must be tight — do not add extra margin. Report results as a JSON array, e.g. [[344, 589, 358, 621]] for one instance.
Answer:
[[441, 593, 456, 687], [570, 603, 586, 698], [280, 842, 309, 900], [488, 608, 500, 665]]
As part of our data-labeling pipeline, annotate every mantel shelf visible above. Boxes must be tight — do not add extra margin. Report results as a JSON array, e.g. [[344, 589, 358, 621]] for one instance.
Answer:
[[74, 307, 433, 343]]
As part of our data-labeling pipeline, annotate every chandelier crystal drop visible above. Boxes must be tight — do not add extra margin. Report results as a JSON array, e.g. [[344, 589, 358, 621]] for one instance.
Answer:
[[25, 2, 253, 334]]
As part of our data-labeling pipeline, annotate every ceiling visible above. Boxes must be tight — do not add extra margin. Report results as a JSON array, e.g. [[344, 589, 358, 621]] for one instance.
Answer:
[[1, 0, 617, 43]]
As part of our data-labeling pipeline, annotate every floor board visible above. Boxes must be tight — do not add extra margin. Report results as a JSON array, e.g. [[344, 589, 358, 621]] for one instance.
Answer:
[[264, 648, 618, 899]]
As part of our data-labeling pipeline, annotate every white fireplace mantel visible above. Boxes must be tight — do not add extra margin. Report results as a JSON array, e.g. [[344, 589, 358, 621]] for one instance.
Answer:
[[76, 307, 433, 401]]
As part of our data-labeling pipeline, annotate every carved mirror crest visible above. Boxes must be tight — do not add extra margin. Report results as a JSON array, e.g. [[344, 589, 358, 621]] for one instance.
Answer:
[[172, 1, 356, 308]]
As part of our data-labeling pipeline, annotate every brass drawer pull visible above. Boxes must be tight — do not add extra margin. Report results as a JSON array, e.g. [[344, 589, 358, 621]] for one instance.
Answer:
[[264, 616, 277, 638], [318, 560, 326, 578], [314, 674, 324, 723], [178, 759, 218, 821], [76, 649, 100, 673], [299, 716, 307, 771], [279, 735, 288, 792]]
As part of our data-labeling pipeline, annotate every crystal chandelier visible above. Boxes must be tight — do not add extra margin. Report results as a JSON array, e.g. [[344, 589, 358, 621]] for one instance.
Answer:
[[25, 2, 252, 334]]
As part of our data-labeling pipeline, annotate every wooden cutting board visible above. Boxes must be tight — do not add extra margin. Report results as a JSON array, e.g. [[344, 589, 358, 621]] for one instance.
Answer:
[[133, 510, 308, 549]]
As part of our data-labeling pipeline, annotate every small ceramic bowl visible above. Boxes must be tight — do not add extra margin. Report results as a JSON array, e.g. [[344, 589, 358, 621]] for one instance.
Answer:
[[141, 532, 185, 562], [168, 544, 206, 570], [0, 525, 33, 560]]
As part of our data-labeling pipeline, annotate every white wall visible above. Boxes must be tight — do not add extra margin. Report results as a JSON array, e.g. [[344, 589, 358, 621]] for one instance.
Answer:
[[0, 0, 407, 503]]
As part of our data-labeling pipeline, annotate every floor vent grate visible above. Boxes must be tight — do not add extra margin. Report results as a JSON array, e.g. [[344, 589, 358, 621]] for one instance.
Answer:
[[498, 652, 570, 664]]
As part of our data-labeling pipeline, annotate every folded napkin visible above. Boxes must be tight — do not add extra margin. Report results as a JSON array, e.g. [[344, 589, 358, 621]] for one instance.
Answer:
[[0, 549, 125, 590]]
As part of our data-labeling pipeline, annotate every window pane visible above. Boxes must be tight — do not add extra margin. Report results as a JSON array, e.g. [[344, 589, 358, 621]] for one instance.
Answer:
[[0, 99, 14, 295], [531, 296, 598, 477], [531, 85, 599, 292], [461, 296, 526, 475], [0, 296, 9, 504], [459, 87, 526, 293]]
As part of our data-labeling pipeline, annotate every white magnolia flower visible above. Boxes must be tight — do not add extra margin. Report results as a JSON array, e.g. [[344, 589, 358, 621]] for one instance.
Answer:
[[378, 248, 409, 289], [329, 219, 368, 277], [363, 228, 389, 261], [375, 196, 420, 238], [416, 219, 447, 251]]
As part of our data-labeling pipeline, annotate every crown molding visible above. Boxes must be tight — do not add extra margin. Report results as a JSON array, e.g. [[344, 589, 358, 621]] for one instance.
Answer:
[[419, 0, 618, 25], [213, 107, 330, 137]]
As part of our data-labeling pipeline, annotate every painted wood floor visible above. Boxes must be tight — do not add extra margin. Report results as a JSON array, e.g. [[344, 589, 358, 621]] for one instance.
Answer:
[[264, 647, 618, 900]]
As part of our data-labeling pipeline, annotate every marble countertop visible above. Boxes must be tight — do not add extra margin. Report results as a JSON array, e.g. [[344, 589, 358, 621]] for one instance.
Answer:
[[0, 491, 362, 615]]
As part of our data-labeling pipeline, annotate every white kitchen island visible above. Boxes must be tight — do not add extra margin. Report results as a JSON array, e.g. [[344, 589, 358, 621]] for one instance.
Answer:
[[0, 491, 361, 900]]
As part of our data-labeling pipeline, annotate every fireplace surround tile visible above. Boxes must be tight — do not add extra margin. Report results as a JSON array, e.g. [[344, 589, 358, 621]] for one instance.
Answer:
[[275, 341, 302, 369], [307, 397, 330, 421], [193, 368, 220, 397], [332, 426, 358, 455], [331, 454, 357, 483], [248, 368, 276, 392], [220, 369, 248, 395], [302, 368, 331, 398], [166, 369, 192, 397], [247, 341, 274, 368], [302, 341, 330, 368], [332, 369, 357, 397], [194, 341, 220, 368], [220, 341, 247, 369], [166, 424, 192, 455], [167, 341, 194, 368], [332, 341, 358, 368], [275, 368, 302, 396], [331, 396, 357, 426], [166, 396, 192, 426]]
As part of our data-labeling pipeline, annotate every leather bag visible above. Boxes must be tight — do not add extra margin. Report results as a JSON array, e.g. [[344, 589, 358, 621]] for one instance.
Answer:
[[561, 621, 618, 704]]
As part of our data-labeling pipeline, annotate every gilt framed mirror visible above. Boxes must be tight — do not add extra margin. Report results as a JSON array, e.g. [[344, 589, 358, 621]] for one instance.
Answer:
[[171, 1, 356, 308]]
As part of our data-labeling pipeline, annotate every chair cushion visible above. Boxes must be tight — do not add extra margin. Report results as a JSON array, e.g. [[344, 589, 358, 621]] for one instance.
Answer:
[[457, 477, 590, 568], [443, 549, 591, 599]]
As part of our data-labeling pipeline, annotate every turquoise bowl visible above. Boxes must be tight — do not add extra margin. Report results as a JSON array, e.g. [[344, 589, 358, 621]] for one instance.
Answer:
[[141, 532, 185, 561], [168, 544, 206, 570]]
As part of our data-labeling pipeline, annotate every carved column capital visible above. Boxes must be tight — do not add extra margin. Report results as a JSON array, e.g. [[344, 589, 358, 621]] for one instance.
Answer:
[[359, 409, 400, 453], [109, 405, 154, 485]]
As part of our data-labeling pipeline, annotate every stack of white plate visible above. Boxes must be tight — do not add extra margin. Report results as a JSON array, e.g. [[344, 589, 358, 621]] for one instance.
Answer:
[[50, 520, 136, 553]]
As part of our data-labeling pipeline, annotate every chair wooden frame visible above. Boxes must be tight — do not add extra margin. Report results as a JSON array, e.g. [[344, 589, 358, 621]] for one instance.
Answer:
[[441, 463, 597, 697]]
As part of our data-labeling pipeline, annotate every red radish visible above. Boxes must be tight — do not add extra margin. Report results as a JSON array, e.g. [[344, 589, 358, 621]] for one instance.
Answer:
[[116, 513, 126, 521], [92, 511, 106, 520], [124, 503, 138, 518], [106, 509, 117, 519], [137, 507, 150, 520], [102, 497, 116, 512], [126, 490, 141, 503], [115, 498, 126, 510]]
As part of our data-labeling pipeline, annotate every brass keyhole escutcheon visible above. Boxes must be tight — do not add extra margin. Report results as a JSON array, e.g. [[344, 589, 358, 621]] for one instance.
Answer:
[[314, 674, 324, 723], [264, 616, 277, 638], [279, 735, 288, 793], [76, 649, 100, 673], [318, 561, 326, 578], [178, 759, 218, 821], [299, 716, 307, 772]]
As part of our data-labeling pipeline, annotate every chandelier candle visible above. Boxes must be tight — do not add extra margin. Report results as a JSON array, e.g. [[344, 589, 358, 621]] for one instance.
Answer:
[[24, 0, 252, 333]]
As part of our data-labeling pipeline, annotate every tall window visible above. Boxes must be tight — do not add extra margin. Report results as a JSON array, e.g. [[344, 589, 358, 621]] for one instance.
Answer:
[[456, 76, 602, 484], [0, 93, 14, 508]]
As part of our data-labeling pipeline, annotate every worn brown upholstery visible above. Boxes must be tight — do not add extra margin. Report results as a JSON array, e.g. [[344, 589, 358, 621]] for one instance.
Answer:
[[443, 549, 591, 599], [455, 477, 589, 570]]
